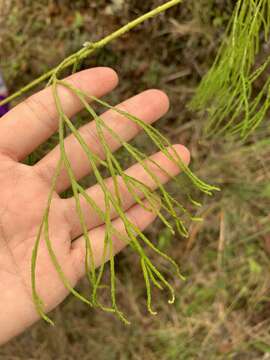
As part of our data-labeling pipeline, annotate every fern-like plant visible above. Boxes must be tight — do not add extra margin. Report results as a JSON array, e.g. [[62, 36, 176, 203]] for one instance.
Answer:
[[0, 0, 218, 324], [190, 0, 270, 139]]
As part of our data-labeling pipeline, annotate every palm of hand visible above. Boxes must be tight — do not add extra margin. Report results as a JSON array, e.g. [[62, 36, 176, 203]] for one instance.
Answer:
[[0, 155, 74, 314], [0, 68, 189, 344]]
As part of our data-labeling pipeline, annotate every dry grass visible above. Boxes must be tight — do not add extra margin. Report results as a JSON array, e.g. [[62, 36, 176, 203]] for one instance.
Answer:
[[1, 1, 270, 359]]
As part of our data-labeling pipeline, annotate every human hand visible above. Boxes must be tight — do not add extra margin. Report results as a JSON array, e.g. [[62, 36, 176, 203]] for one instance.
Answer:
[[0, 67, 190, 344]]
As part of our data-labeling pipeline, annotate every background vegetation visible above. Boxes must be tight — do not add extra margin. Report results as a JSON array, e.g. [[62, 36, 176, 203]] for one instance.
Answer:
[[1, 0, 270, 359]]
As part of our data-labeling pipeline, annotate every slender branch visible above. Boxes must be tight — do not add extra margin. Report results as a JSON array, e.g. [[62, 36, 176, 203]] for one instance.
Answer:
[[0, 0, 182, 106], [15, 0, 219, 323]]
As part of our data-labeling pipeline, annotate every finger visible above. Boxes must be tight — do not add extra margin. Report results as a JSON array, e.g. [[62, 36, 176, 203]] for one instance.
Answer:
[[70, 199, 159, 280], [34, 89, 170, 193], [0, 68, 118, 161], [65, 145, 190, 239]]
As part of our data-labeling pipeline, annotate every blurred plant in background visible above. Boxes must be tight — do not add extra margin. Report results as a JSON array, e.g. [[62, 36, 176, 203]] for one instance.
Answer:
[[191, 0, 270, 139]]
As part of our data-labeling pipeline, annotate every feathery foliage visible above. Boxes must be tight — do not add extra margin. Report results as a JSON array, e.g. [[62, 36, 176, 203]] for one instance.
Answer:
[[190, 0, 270, 139], [1, 0, 218, 324]]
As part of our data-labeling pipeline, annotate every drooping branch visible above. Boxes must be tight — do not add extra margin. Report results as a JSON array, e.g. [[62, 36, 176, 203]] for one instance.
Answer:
[[3, 0, 219, 324], [190, 0, 270, 139]]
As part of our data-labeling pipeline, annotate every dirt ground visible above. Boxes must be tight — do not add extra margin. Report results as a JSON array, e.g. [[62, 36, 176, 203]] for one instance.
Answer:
[[1, 1, 270, 359]]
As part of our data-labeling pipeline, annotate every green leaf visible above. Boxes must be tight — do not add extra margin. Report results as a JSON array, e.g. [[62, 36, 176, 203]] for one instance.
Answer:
[[74, 11, 84, 29], [253, 341, 270, 353], [248, 258, 262, 275]]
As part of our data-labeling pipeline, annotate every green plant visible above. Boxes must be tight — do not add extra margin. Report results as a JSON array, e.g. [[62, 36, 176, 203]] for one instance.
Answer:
[[190, 0, 270, 139], [0, 0, 218, 325]]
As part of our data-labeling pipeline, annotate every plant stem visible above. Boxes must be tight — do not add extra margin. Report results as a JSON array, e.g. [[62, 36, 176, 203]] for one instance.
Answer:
[[0, 0, 182, 106]]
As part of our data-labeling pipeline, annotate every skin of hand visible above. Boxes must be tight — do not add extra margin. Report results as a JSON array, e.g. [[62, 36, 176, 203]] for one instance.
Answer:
[[0, 67, 190, 345]]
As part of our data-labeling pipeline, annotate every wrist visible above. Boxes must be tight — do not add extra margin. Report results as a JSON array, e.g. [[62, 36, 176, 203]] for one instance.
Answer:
[[0, 277, 38, 345]]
